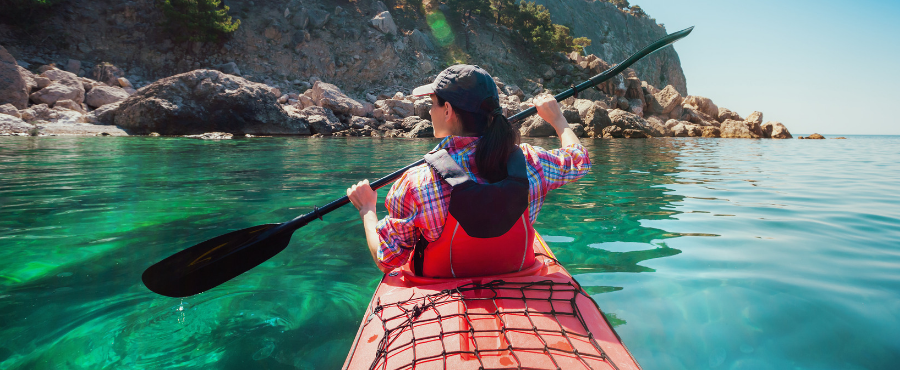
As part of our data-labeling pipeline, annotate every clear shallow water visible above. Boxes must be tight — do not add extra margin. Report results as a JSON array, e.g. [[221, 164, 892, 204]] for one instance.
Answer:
[[0, 136, 898, 369]]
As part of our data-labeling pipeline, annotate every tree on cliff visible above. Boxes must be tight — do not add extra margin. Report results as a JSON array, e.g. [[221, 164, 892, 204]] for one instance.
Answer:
[[157, 0, 241, 43], [629, 5, 647, 18], [443, 0, 491, 50], [610, 0, 630, 10]]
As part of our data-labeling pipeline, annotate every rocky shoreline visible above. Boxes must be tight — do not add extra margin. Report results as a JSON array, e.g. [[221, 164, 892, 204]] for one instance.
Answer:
[[2, 43, 793, 140]]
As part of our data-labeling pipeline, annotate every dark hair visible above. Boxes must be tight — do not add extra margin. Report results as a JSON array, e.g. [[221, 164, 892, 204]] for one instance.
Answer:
[[436, 95, 521, 183]]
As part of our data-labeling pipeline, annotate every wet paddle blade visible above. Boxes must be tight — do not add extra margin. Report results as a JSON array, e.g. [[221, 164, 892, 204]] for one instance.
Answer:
[[142, 223, 293, 297]]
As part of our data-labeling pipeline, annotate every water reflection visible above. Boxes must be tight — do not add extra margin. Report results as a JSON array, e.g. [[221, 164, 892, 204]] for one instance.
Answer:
[[530, 138, 719, 282]]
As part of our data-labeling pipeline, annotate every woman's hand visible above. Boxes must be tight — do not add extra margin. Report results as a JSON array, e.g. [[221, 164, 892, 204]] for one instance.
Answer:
[[347, 179, 390, 274], [346, 179, 377, 216], [533, 94, 568, 131], [532, 93, 581, 148]]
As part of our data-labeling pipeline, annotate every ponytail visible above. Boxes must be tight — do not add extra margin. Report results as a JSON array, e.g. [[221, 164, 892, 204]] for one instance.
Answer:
[[435, 95, 519, 183], [475, 109, 520, 183]]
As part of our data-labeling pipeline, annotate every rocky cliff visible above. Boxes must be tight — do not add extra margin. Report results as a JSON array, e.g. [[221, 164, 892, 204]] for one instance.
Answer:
[[0, 0, 686, 99], [533, 0, 686, 95], [2, 0, 791, 139]]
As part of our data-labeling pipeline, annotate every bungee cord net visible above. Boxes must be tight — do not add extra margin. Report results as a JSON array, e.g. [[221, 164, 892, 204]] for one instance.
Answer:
[[365, 279, 621, 370]]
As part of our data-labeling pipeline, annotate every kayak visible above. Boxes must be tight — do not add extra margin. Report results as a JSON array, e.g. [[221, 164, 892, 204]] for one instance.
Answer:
[[342, 233, 641, 370]]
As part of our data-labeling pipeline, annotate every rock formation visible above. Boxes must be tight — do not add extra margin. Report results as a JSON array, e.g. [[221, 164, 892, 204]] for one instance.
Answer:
[[113, 69, 310, 135]]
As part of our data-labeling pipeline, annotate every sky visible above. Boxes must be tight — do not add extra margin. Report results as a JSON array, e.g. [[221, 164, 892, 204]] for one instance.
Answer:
[[630, 0, 900, 135]]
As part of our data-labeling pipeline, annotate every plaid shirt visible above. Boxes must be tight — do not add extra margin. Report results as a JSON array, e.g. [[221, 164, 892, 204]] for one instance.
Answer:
[[375, 136, 591, 269]]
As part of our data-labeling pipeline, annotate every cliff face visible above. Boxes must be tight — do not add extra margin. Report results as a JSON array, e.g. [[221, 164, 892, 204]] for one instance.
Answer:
[[533, 0, 687, 95], [0, 0, 688, 99]]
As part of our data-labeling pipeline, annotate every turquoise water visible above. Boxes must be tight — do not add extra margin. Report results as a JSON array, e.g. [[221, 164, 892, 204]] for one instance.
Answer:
[[0, 136, 898, 369]]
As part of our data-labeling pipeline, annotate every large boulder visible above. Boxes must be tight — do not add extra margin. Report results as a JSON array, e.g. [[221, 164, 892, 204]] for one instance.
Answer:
[[761, 121, 792, 139], [413, 97, 431, 120], [700, 126, 720, 138], [683, 95, 719, 118], [681, 106, 718, 126], [410, 29, 434, 51], [85, 102, 121, 125], [406, 119, 434, 138], [581, 102, 612, 137], [113, 69, 310, 135], [0, 114, 34, 134], [745, 111, 763, 125], [370, 11, 397, 35], [519, 115, 555, 137], [300, 105, 346, 134], [54, 99, 86, 114], [30, 69, 85, 106], [562, 107, 581, 123], [1, 45, 29, 109], [643, 115, 671, 137], [0, 103, 20, 118], [19, 103, 51, 121], [91, 63, 124, 86], [648, 85, 683, 116], [719, 119, 760, 138], [717, 107, 741, 122], [607, 109, 649, 132], [744, 119, 763, 137], [309, 81, 366, 116], [671, 121, 701, 137], [18, 66, 37, 91], [85, 85, 129, 108], [601, 125, 623, 138], [383, 99, 415, 118]]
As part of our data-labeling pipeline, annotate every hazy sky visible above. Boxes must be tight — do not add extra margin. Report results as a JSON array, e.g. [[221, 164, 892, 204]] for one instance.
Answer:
[[631, 0, 899, 135]]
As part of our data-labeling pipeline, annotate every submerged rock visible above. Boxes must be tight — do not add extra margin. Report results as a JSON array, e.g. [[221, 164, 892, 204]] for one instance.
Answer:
[[185, 132, 233, 140]]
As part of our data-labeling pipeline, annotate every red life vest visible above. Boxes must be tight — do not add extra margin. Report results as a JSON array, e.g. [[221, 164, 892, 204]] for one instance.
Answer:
[[409, 148, 535, 278]]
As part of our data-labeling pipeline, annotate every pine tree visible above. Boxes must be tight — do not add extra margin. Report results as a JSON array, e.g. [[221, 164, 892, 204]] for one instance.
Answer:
[[158, 0, 241, 42]]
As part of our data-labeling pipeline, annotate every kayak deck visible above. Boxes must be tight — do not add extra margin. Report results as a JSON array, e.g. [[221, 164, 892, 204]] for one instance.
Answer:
[[343, 234, 640, 370]]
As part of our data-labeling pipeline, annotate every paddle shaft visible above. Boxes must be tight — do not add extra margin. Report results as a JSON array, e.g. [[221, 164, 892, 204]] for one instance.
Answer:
[[277, 26, 695, 234]]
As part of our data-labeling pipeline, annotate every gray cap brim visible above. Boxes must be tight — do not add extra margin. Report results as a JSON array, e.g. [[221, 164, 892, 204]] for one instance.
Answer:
[[411, 83, 436, 97]]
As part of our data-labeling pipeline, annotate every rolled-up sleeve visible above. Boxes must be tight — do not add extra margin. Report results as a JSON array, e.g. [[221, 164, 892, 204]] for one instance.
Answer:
[[374, 171, 420, 269], [525, 143, 591, 192]]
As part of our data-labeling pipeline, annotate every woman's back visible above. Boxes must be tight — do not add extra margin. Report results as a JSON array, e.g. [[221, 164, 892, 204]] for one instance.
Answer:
[[346, 64, 590, 276]]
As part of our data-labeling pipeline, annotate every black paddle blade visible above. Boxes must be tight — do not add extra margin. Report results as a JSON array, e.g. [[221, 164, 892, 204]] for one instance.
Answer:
[[142, 223, 293, 297]]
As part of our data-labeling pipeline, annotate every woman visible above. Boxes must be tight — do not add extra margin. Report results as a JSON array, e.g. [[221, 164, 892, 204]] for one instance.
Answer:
[[347, 65, 590, 277]]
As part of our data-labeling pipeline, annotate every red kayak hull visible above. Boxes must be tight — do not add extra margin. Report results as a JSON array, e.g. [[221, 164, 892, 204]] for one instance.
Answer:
[[343, 233, 641, 370]]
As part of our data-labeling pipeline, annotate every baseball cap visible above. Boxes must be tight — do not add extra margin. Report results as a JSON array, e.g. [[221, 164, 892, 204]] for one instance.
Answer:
[[412, 64, 500, 114]]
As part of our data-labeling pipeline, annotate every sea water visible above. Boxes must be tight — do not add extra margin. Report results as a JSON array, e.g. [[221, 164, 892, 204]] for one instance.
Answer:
[[0, 136, 897, 369]]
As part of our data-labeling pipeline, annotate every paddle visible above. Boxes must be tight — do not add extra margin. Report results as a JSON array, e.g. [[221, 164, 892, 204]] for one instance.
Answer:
[[142, 26, 694, 297]]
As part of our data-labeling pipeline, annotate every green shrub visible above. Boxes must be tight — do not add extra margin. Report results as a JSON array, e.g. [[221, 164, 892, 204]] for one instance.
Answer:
[[630, 5, 647, 18], [157, 0, 241, 42], [610, 0, 630, 10], [493, 1, 589, 57]]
